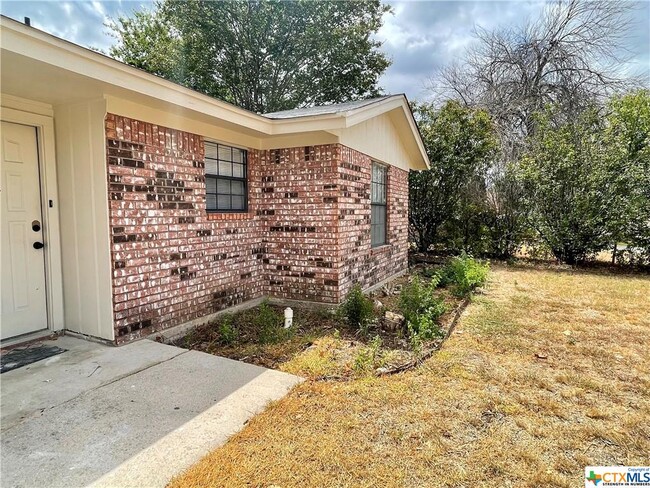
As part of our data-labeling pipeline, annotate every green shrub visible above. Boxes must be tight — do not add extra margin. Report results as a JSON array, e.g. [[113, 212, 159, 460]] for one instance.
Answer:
[[407, 312, 444, 341], [399, 276, 446, 347], [338, 284, 375, 332], [442, 252, 490, 296], [398, 275, 444, 325], [420, 267, 440, 279], [255, 300, 291, 344], [217, 314, 237, 345]]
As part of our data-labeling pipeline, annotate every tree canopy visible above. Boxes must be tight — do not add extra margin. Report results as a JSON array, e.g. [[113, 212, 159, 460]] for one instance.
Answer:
[[431, 0, 639, 148], [108, 0, 391, 113], [409, 101, 498, 252], [409, 0, 648, 265], [604, 90, 650, 263]]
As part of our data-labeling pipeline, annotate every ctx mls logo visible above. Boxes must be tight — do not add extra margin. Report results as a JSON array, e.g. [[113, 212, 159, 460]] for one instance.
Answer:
[[586, 470, 602, 486], [585, 466, 650, 487]]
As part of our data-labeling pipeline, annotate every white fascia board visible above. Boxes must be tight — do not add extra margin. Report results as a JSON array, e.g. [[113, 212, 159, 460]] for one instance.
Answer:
[[267, 113, 347, 134], [0, 18, 271, 134], [343, 96, 405, 127]]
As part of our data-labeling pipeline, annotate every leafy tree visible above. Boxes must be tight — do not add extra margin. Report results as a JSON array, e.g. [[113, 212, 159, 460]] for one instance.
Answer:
[[604, 90, 650, 263], [447, 174, 491, 255], [483, 162, 529, 258], [107, 10, 180, 79], [443, 165, 528, 259], [519, 107, 612, 264], [409, 101, 498, 252], [108, 0, 391, 113]]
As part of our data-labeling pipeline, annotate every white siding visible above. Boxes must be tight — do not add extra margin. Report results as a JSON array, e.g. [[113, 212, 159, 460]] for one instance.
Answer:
[[54, 99, 114, 340], [338, 112, 414, 170]]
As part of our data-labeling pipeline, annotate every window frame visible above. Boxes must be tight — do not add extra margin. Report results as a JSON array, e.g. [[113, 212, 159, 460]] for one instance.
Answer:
[[370, 162, 388, 247], [204, 141, 248, 213]]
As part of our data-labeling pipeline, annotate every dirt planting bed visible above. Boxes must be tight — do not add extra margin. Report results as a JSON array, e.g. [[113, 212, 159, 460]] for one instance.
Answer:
[[172, 263, 469, 379]]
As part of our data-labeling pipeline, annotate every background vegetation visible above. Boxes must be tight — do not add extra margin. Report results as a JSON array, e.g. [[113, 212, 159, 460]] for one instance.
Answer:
[[411, 0, 649, 265], [108, 0, 648, 265], [108, 0, 390, 113]]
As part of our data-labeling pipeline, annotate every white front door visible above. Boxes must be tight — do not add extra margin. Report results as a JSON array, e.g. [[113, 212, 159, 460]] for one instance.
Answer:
[[1, 121, 48, 340]]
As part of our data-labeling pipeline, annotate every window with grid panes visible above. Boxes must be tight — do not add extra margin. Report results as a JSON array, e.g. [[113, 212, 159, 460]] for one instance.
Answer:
[[371, 162, 387, 247], [205, 142, 247, 212]]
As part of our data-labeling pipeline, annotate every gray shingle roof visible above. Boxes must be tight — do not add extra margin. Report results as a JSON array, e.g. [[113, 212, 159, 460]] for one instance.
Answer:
[[263, 96, 397, 119]]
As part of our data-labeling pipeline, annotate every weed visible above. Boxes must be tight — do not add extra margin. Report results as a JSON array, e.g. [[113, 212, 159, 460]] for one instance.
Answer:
[[409, 330, 423, 355], [442, 252, 490, 296], [398, 275, 442, 324], [217, 313, 238, 345], [407, 313, 444, 341], [420, 266, 440, 279], [398, 275, 446, 349], [353, 335, 383, 375], [255, 300, 292, 344], [338, 284, 375, 333]]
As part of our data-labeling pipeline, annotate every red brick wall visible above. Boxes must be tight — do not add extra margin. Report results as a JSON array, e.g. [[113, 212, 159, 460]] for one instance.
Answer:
[[257, 146, 341, 303], [106, 114, 264, 343], [337, 146, 409, 297], [105, 114, 408, 342]]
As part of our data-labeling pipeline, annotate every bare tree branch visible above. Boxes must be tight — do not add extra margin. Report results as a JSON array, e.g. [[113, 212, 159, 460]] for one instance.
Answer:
[[427, 0, 644, 145]]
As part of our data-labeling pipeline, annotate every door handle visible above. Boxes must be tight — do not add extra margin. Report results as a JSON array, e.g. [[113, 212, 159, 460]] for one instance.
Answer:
[[33, 242, 44, 250]]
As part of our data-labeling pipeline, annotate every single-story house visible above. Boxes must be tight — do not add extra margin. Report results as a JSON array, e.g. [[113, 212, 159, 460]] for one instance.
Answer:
[[0, 15, 429, 345]]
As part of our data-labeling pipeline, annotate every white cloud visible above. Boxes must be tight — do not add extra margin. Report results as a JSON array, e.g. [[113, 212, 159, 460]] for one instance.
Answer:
[[92, 1, 107, 17]]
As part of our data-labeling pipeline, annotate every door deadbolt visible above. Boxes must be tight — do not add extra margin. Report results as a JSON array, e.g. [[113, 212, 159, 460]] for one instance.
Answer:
[[32, 220, 41, 232]]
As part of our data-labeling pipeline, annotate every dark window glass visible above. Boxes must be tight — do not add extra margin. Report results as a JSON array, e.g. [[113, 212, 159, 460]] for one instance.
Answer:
[[371, 162, 387, 247], [205, 142, 247, 212]]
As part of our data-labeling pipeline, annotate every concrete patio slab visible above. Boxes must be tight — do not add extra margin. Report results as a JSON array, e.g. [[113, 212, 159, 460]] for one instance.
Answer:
[[0, 336, 302, 488], [1, 336, 185, 430]]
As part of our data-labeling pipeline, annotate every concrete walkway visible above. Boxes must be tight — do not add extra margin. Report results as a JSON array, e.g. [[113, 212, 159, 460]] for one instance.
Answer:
[[0, 336, 302, 488]]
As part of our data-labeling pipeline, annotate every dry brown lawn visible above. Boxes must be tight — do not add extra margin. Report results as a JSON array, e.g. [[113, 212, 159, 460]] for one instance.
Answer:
[[169, 264, 650, 487]]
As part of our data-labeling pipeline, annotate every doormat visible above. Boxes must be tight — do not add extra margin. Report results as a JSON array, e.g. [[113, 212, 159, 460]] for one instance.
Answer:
[[1, 345, 67, 374]]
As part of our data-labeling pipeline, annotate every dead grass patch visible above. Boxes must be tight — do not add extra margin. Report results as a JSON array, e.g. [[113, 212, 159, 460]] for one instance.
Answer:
[[169, 263, 650, 487]]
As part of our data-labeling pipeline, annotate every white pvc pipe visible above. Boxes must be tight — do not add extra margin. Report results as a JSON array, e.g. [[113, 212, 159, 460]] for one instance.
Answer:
[[284, 307, 293, 329]]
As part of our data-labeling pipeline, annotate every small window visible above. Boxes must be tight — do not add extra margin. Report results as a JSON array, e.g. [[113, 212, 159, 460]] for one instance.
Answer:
[[371, 162, 387, 247], [205, 142, 247, 212]]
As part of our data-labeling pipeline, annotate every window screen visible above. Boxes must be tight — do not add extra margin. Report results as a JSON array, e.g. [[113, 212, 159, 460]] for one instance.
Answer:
[[371, 162, 387, 247], [205, 142, 247, 211]]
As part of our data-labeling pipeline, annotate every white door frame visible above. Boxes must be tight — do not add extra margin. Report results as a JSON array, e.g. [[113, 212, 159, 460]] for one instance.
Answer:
[[1, 103, 64, 334]]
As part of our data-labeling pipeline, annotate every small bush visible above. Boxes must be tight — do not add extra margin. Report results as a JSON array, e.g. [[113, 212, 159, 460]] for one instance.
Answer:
[[420, 267, 440, 279], [398, 275, 444, 325], [217, 314, 237, 345], [442, 252, 490, 296], [339, 284, 375, 332], [255, 300, 291, 344], [407, 312, 444, 342], [399, 276, 445, 348]]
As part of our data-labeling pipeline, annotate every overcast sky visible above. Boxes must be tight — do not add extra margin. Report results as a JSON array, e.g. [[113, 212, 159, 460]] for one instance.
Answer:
[[2, 0, 649, 102]]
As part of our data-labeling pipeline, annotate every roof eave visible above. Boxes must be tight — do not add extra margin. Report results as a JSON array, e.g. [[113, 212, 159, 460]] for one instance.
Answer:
[[0, 16, 272, 133], [0, 15, 430, 168]]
